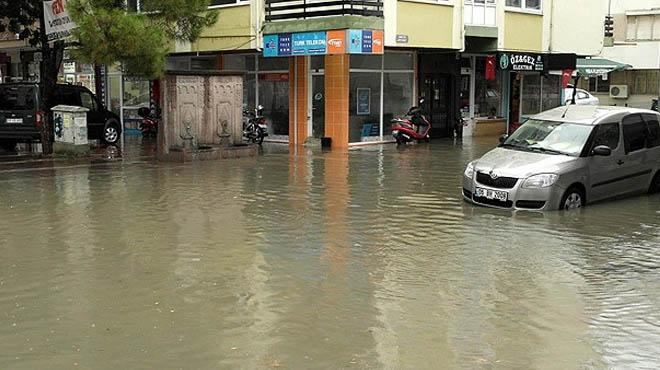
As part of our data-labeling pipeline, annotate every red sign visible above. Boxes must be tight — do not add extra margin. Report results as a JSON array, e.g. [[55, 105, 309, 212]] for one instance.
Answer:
[[561, 69, 574, 88], [259, 73, 289, 82]]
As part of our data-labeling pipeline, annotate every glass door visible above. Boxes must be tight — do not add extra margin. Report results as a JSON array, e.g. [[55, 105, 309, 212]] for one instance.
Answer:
[[311, 74, 325, 138]]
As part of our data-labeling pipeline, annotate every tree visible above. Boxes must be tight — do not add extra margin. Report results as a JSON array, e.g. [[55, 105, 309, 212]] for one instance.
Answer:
[[1, 0, 65, 154], [0, 0, 216, 154], [69, 0, 217, 78]]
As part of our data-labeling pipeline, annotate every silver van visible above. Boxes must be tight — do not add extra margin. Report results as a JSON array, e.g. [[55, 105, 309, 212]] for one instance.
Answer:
[[463, 106, 660, 210]]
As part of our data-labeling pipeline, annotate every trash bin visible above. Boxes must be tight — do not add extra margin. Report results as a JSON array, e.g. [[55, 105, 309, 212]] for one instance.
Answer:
[[52, 105, 89, 156]]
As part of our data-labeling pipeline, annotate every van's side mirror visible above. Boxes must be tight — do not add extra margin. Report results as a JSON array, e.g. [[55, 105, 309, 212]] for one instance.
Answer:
[[499, 134, 508, 144], [592, 145, 612, 156]]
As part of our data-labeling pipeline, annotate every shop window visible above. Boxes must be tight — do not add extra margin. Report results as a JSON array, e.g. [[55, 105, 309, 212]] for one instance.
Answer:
[[385, 53, 414, 70], [587, 75, 610, 94], [475, 56, 502, 118], [506, 0, 541, 11], [383, 73, 414, 128], [224, 54, 255, 71], [259, 75, 289, 136], [520, 74, 560, 117], [350, 55, 383, 70], [191, 57, 217, 70], [349, 72, 381, 143], [258, 56, 288, 71]]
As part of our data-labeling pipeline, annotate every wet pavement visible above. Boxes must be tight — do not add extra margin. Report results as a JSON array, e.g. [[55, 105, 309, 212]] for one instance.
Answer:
[[1, 137, 659, 369]]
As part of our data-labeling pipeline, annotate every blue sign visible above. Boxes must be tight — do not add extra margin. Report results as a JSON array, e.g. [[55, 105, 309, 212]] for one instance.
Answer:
[[348, 29, 363, 54], [278, 33, 292, 56], [263, 34, 279, 57], [292, 32, 326, 55], [362, 30, 373, 53]]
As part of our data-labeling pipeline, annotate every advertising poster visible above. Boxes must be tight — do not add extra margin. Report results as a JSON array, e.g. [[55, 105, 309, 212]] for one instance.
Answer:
[[357, 88, 371, 115]]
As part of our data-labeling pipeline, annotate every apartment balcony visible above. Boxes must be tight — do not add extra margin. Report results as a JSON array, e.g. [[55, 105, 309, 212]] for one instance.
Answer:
[[263, 0, 384, 34]]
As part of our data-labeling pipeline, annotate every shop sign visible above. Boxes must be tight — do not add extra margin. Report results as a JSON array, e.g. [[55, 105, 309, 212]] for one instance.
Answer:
[[44, 0, 78, 41], [263, 29, 384, 57], [63, 61, 76, 74], [497, 52, 544, 72], [396, 34, 409, 44]]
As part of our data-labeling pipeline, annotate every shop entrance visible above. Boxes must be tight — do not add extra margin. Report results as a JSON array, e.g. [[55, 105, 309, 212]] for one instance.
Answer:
[[420, 74, 451, 137], [311, 74, 325, 138]]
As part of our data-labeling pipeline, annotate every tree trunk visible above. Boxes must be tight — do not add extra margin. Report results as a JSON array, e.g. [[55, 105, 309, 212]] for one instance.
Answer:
[[38, 3, 64, 155]]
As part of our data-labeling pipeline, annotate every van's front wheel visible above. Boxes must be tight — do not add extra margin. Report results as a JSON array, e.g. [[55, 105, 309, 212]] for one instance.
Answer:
[[561, 187, 585, 210]]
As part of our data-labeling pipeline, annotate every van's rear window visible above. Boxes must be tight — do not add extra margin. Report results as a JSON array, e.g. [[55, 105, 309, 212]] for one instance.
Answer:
[[0, 86, 37, 110]]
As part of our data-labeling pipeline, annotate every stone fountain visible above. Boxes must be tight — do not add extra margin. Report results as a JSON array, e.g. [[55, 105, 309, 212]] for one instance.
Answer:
[[158, 71, 258, 162]]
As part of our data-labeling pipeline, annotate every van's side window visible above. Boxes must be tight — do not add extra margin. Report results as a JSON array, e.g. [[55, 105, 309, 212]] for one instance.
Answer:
[[642, 113, 660, 148], [622, 114, 647, 154], [80, 91, 97, 111], [57, 89, 79, 107], [592, 122, 620, 150]]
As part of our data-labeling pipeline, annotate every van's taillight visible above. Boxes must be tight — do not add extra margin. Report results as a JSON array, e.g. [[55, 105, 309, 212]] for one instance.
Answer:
[[35, 111, 44, 129]]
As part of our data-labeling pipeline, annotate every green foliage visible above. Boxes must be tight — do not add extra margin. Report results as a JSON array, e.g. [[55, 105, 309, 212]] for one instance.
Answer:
[[0, 0, 41, 46], [68, 0, 217, 78]]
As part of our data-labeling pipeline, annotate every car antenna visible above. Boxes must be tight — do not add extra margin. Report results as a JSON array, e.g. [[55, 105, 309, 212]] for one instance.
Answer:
[[561, 104, 571, 119]]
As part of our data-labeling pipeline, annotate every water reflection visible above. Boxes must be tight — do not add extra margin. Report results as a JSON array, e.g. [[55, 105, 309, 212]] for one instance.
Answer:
[[0, 137, 659, 369]]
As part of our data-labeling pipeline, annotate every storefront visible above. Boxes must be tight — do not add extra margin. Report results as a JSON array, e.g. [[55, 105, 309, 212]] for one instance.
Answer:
[[497, 52, 577, 133]]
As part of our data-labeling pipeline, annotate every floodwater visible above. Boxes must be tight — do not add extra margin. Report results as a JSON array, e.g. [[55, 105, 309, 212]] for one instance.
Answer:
[[1, 138, 659, 369]]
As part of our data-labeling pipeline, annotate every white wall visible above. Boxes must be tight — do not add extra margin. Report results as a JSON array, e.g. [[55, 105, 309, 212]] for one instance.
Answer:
[[548, 0, 607, 56], [602, 41, 660, 69], [609, 0, 660, 13]]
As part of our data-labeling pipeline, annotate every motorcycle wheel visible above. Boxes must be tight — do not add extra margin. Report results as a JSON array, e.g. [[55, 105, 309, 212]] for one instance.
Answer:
[[395, 135, 405, 146], [256, 128, 265, 145]]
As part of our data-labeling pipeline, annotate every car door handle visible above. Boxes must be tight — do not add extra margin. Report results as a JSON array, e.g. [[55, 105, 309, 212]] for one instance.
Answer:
[[617, 160, 625, 165]]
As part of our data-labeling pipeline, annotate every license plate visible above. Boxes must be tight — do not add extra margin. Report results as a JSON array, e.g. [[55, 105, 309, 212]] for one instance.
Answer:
[[6, 118, 23, 124], [474, 187, 508, 201]]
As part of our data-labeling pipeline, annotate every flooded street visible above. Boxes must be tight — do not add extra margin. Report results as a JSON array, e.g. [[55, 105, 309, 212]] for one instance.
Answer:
[[1, 138, 659, 369]]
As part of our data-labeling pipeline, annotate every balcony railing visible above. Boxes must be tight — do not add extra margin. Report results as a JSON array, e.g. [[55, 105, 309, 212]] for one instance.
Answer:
[[265, 0, 383, 22]]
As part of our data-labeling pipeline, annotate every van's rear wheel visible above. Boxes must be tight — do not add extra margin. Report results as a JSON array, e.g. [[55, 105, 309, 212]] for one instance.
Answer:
[[649, 172, 660, 194], [0, 140, 17, 153], [561, 186, 585, 210]]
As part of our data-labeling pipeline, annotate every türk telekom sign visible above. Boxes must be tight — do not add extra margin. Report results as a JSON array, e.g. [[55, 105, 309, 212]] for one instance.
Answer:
[[44, 0, 77, 41]]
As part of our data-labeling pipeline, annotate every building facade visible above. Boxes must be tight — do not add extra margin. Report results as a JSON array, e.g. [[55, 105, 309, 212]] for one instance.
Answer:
[[583, 0, 660, 109]]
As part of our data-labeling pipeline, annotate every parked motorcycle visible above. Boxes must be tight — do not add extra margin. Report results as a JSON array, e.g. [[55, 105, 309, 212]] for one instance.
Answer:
[[137, 107, 159, 138], [243, 105, 268, 145], [391, 98, 431, 146]]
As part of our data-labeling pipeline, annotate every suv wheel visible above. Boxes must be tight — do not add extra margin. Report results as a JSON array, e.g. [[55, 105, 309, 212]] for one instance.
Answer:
[[561, 186, 585, 210], [103, 122, 120, 145]]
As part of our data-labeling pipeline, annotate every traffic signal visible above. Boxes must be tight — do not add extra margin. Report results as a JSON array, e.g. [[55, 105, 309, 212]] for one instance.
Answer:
[[604, 15, 614, 38]]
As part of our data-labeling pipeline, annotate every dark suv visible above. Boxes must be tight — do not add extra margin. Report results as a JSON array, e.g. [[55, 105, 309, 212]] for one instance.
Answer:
[[0, 83, 122, 151]]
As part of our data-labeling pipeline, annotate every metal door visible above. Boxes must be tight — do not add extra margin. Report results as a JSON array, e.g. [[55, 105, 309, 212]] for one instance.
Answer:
[[420, 74, 450, 137]]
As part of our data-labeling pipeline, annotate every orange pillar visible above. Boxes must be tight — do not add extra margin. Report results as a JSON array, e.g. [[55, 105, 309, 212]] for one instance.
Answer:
[[288, 56, 308, 146], [324, 54, 350, 149]]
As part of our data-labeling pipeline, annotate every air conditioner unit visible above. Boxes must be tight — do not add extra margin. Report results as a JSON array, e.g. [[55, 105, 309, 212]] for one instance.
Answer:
[[610, 85, 628, 99]]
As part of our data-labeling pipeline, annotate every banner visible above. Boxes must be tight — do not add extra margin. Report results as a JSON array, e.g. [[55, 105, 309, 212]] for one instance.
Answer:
[[44, 0, 77, 41], [264, 29, 384, 58]]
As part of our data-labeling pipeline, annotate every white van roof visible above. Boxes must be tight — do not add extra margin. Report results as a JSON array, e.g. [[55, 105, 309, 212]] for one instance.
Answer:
[[531, 105, 654, 125]]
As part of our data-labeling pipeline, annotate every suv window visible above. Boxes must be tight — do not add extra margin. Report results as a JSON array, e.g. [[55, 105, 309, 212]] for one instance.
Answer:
[[592, 122, 620, 150], [0, 85, 37, 110], [55, 88, 80, 107], [80, 91, 97, 111], [642, 113, 660, 148], [622, 114, 647, 153]]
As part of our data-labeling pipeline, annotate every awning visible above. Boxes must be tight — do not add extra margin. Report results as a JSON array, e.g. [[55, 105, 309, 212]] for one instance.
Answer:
[[576, 58, 632, 76]]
